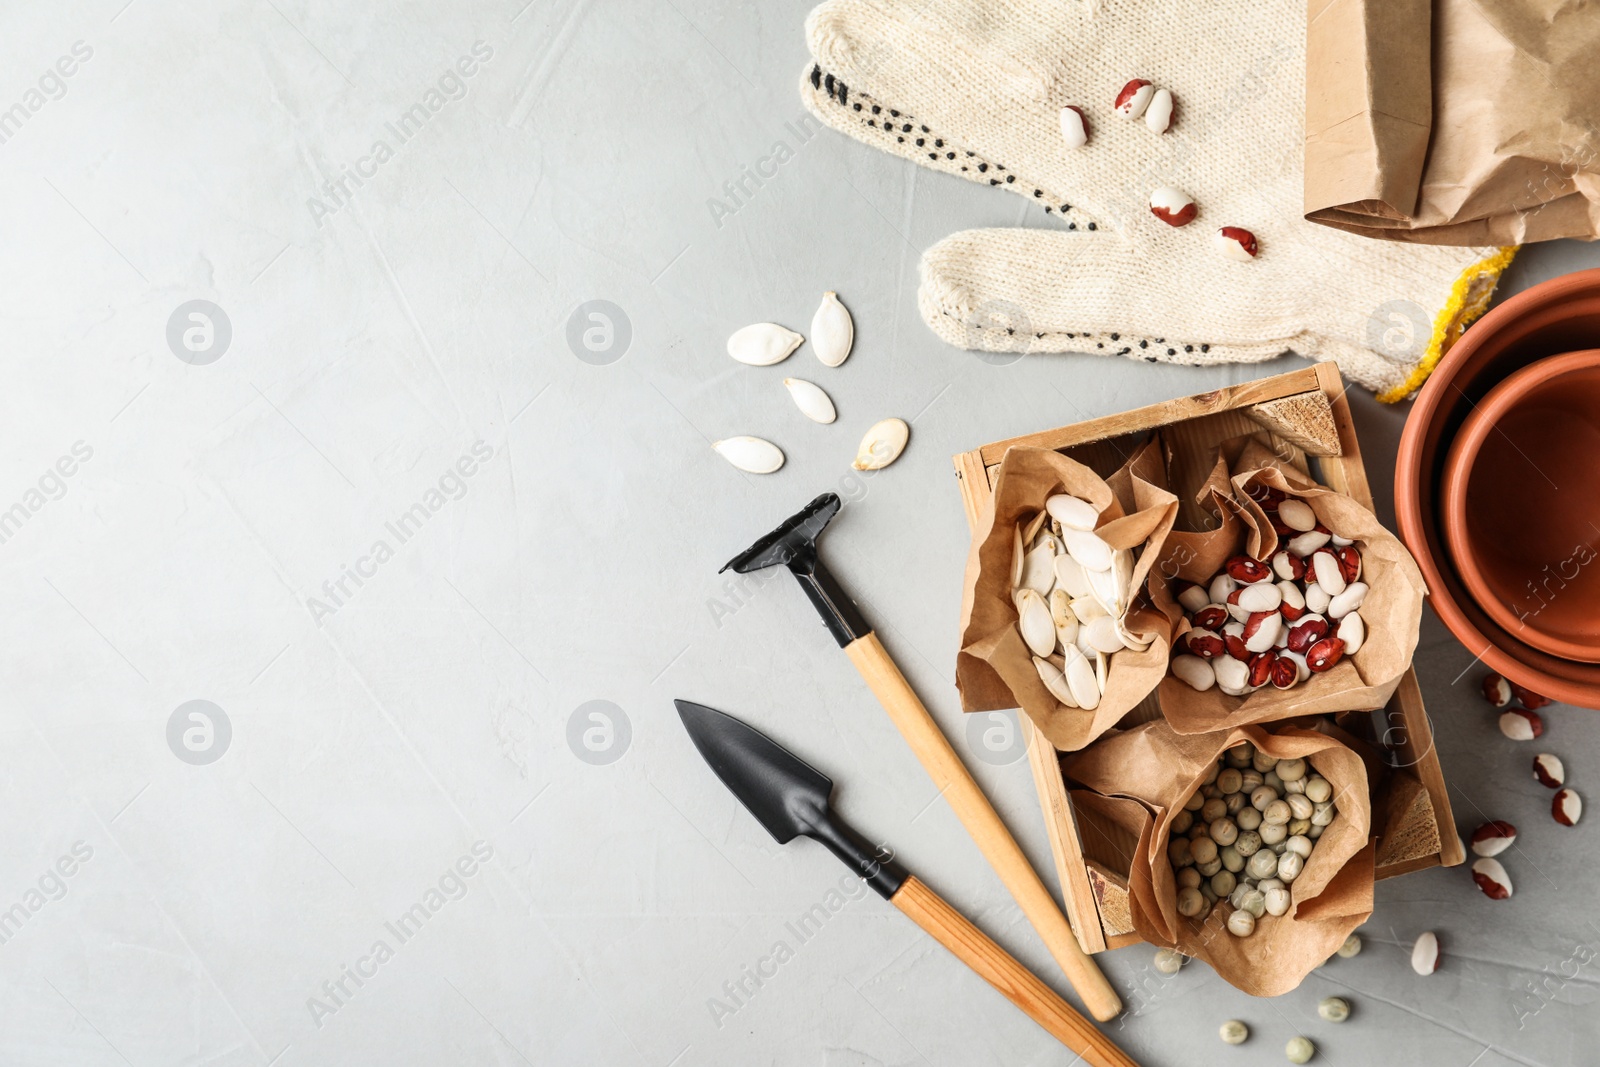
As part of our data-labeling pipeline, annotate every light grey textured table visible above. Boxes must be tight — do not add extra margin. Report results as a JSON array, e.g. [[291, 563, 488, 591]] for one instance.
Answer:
[[4, 2, 1598, 1065]]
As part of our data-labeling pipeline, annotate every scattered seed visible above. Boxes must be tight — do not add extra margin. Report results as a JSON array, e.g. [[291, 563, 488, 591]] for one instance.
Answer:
[[1482, 672, 1514, 707], [1533, 753, 1565, 788], [1285, 1036, 1315, 1063], [1411, 930, 1441, 974], [1144, 87, 1174, 133], [1215, 226, 1258, 260], [1469, 821, 1516, 857], [1114, 78, 1154, 118], [711, 436, 784, 474], [1499, 708, 1544, 741], [1219, 1019, 1249, 1045], [1059, 105, 1088, 149], [1553, 788, 1583, 826], [1317, 996, 1350, 1022], [810, 291, 853, 367], [1471, 857, 1513, 899], [851, 417, 908, 470], [1149, 185, 1196, 227], [782, 378, 836, 424], [727, 322, 802, 366]]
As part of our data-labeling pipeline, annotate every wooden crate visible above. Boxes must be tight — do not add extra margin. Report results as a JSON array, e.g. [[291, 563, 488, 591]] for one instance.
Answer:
[[952, 363, 1464, 954]]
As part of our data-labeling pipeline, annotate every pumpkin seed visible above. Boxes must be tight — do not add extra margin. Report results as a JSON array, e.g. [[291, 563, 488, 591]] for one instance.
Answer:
[[1050, 588, 1080, 649], [1022, 508, 1050, 545], [852, 418, 908, 471], [1086, 563, 1128, 620], [1011, 523, 1025, 590], [1070, 595, 1108, 623], [1034, 655, 1079, 707], [1016, 588, 1057, 658], [1115, 615, 1152, 652], [782, 377, 836, 424], [1064, 646, 1101, 710], [712, 436, 784, 473], [1053, 553, 1093, 598], [1046, 493, 1099, 531], [1084, 615, 1127, 654], [728, 323, 803, 366], [1062, 528, 1113, 572], [811, 291, 853, 367], [1019, 542, 1056, 595]]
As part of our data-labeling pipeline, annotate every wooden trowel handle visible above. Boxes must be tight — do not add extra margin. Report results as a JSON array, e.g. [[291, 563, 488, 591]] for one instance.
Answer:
[[844, 632, 1122, 1022], [891, 876, 1139, 1067]]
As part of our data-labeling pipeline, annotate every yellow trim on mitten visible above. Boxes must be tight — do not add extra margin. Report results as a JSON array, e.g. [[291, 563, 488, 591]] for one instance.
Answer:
[[1377, 246, 1520, 403]]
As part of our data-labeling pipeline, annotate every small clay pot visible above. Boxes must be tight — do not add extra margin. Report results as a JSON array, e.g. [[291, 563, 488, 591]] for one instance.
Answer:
[[1397, 268, 1600, 706], [1443, 350, 1600, 662]]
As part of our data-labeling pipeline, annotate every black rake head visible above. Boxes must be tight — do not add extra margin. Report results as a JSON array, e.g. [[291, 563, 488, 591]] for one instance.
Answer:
[[720, 492, 841, 575]]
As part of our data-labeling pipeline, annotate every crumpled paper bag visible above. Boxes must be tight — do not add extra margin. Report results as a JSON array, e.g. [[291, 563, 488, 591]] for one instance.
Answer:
[[956, 441, 1178, 751], [1157, 438, 1426, 734], [1063, 720, 1374, 996]]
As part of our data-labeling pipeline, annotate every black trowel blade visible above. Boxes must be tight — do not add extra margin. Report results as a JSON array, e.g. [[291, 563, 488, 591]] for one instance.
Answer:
[[674, 699, 833, 845]]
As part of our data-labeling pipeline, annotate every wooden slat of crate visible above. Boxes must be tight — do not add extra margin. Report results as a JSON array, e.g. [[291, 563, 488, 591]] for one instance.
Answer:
[[953, 364, 1463, 953]]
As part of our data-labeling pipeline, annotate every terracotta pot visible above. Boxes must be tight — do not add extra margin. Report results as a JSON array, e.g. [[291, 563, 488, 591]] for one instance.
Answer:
[[1443, 350, 1600, 662], [1396, 269, 1600, 706]]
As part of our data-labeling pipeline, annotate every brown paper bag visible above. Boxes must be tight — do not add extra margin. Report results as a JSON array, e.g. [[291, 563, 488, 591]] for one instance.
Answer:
[[1158, 438, 1426, 734], [1305, 0, 1600, 244], [956, 443, 1179, 751], [1062, 721, 1374, 996]]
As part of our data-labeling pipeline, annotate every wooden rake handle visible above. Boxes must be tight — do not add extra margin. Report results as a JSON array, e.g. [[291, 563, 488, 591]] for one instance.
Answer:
[[891, 876, 1139, 1067], [844, 632, 1122, 1021]]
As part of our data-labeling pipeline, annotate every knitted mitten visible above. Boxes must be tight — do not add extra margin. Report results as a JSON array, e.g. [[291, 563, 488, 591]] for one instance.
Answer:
[[799, 0, 1513, 399]]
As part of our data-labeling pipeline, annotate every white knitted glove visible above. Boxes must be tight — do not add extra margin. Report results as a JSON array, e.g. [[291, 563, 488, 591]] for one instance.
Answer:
[[800, 0, 1514, 399]]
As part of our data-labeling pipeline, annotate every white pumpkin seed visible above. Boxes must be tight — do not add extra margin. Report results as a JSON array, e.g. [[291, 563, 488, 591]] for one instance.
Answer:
[[1086, 564, 1128, 620], [782, 377, 836, 423], [1049, 587, 1077, 627], [852, 418, 908, 471], [1062, 528, 1113, 572], [1115, 615, 1152, 653], [1046, 493, 1100, 531], [1016, 589, 1057, 658], [712, 436, 785, 473], [1035, 655, 1079, 707], [1023, 509, 1050, 545], [1084, 615, 1127, 655], [728, 323, 803, 366], [811, 291, 854, 367], [1070, 595, 1108, 624], [1011, 523, 1025, 590], [1053, 553, 1093, 598], [1050, 588, 1080, 649], [1020, 542, 1056, 595], [1064, 646, 1101, 710], [1095, 650, 1109, 692]]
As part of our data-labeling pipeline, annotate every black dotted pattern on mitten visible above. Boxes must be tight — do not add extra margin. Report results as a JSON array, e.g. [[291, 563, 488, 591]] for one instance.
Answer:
[[806, 65, 1233, 368], [807, 65, 1100, 230]]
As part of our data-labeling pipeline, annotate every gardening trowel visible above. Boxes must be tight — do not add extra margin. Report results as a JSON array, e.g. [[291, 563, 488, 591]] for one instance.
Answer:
[[674, 699, 1138, 1067]]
